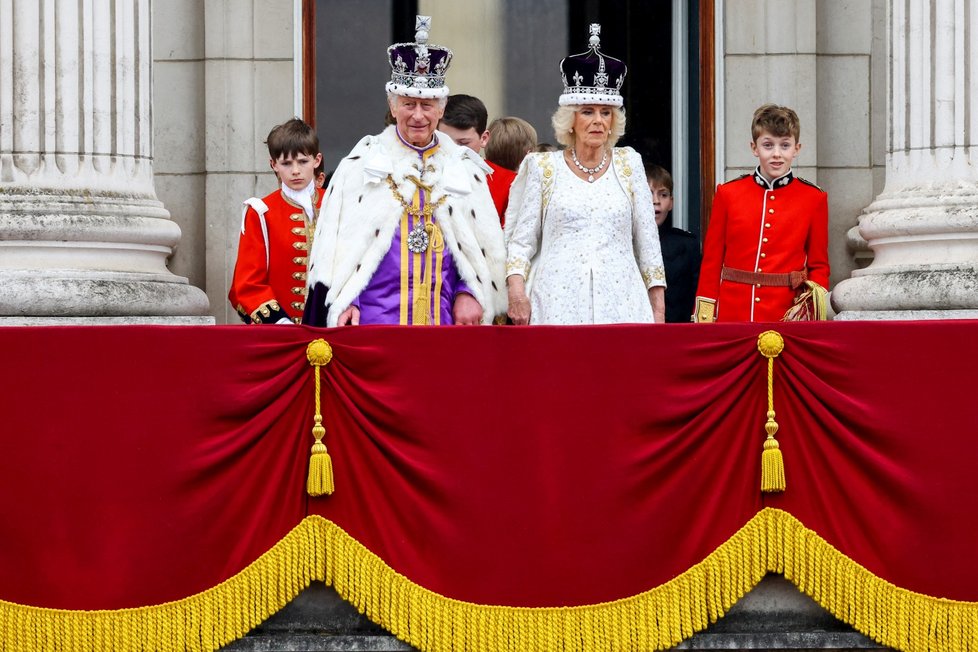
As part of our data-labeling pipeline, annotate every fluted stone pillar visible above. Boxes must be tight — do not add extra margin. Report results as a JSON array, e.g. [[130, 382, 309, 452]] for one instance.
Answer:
[[0, 0, 210, 323], [832, 0, 978, 319]]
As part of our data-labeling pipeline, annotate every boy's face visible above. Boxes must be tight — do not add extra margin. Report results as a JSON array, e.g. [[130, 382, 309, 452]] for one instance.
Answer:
[[647, 181, 673, 227], [270, 151, 322, 191], [750, 130, 801, 181], [439, 124, 489, 154]]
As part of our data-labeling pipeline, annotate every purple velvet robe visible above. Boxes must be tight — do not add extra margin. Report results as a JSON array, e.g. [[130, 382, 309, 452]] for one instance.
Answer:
[[353, 210, 471, 325]]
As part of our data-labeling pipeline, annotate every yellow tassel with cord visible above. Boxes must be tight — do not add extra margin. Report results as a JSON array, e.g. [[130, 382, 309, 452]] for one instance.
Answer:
[[757, 331, 786, 492], [306, 339, 335, 496], [762, 414, 785, 492]]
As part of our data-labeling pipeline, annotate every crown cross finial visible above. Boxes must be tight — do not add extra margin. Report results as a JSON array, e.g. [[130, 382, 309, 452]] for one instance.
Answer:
[[415, 15, 431, 44], [414, 15, 432, 73], [588, 23, 601, 49]]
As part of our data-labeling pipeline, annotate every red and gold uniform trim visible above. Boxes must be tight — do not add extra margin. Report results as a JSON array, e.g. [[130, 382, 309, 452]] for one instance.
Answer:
[[228, 188, 324, 324], [695, 170, 829, 322]]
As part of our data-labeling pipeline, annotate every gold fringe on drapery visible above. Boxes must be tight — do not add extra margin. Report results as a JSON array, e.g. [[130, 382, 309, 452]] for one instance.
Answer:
[[2, 509, 976, 652]]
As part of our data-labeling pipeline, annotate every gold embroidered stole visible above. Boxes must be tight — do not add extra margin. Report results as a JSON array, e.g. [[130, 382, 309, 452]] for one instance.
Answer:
[[392, 147, 446, 325]]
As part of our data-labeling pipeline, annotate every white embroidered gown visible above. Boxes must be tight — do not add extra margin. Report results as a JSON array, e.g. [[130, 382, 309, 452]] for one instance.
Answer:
[[505, 149, 666, 325]]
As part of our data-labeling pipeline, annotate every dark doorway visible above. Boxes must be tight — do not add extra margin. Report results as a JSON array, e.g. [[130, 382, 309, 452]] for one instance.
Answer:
[[568, 2, 673, 173], [314, 1, 417, 171], [567, 1, 703, 236]]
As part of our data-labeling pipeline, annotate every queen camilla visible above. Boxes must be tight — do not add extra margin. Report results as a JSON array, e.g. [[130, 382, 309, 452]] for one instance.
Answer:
[[504, 24, 666, 325]]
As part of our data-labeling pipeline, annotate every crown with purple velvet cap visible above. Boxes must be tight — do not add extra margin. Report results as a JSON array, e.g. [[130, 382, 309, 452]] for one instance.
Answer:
[[386, 15, 453, 99], [559, 24, 627, 107]]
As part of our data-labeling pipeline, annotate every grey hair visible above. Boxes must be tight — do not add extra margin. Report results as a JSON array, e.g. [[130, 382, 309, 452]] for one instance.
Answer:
[[551, 105, 627, 149]]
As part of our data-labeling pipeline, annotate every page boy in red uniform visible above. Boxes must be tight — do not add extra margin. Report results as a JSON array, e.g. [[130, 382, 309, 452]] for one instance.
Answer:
[[694, 104, 829, 322], [229, 119, 325, 324], [438, 94, 517, 225]]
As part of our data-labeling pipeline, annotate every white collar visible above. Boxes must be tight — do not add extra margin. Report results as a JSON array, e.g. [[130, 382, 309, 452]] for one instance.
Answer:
[[282, 180, 317, 220]]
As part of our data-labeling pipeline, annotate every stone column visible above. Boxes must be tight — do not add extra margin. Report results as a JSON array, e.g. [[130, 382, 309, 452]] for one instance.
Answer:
[[832, 0, 978, 319], [201, 0, 295, 324], [722, 0, 819, 183], [0, 0, 210, 324]]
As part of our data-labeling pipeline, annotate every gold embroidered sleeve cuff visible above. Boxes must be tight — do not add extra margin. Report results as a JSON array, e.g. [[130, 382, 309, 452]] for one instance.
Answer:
[[642, 266, 666, 288], [693, 297, 717, 323], [249, 299, 289, 325], [506, 257, 531, 279]]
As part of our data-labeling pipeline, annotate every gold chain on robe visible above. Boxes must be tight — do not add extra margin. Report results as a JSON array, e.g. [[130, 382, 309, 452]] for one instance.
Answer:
[[389, 165, 447, 325]]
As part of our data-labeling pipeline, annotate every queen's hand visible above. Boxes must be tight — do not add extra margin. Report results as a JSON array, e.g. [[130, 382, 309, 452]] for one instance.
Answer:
[[648, 286, 665, 324], [507, 275, 532, 325]]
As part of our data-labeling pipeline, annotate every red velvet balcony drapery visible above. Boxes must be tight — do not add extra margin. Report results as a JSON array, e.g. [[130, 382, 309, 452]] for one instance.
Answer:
[[1, 322, 977, 652]]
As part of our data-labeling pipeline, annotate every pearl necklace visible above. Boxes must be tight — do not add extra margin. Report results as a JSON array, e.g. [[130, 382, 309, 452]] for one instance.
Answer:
[[570, 148, 608, 182]]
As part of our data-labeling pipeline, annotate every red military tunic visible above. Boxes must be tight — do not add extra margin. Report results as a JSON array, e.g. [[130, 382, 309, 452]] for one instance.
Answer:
[[486, 160, 516, 227], [228, 187, 325, 324], [695, 169, 829, 322]]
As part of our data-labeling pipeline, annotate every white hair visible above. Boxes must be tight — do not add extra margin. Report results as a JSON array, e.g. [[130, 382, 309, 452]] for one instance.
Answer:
[[551, 105, 627, 149]]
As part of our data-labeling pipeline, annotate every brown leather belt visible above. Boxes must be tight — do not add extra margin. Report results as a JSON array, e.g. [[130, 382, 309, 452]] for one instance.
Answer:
[[721, 266, 807, 289]]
